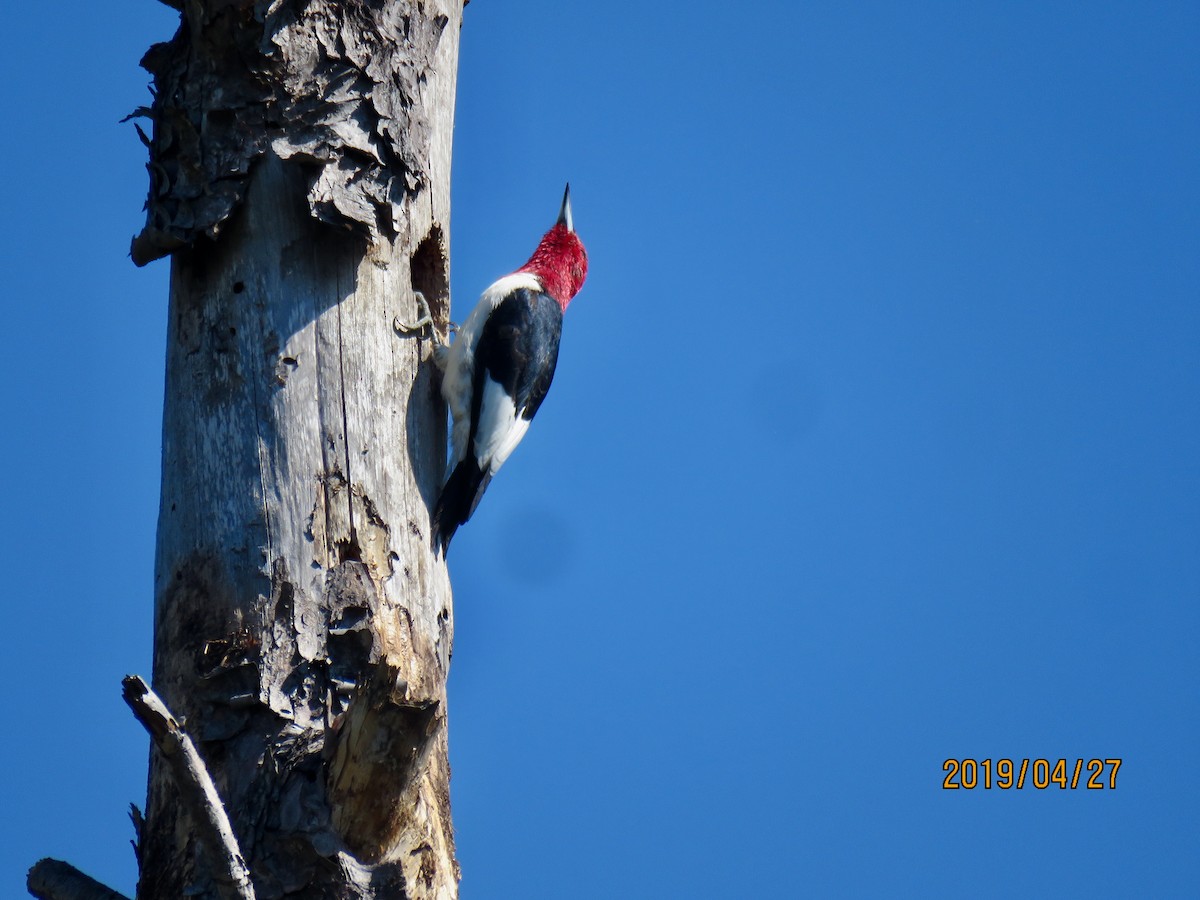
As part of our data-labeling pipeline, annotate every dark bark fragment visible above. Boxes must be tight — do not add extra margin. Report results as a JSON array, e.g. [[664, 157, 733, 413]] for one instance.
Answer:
[[27, 859, 130, 900]]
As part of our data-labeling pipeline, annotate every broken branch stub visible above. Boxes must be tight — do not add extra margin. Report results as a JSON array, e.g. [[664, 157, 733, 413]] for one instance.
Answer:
[[26, 859, 130, 900], [121, 676, 256, 900]]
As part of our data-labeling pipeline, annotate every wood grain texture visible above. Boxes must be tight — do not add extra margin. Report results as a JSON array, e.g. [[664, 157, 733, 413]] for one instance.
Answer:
[[133, 2, 463, 897]]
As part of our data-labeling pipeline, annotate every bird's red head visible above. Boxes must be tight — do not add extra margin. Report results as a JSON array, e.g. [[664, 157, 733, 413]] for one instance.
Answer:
[[518, 185, 588, 310]]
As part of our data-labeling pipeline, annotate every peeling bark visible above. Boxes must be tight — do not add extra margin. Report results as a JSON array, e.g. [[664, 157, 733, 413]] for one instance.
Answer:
[[127, 1, 462, 898], [131, 0, 454, 267]]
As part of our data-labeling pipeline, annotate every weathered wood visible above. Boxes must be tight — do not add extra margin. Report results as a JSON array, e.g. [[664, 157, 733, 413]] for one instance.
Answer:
[[122, 676, 255, 900], [26, 860, 130, 900], [129, 1, 462, 898], [130, 0, 458, 269], [327, 661, 444, 864], [24, 2, 462, 897]]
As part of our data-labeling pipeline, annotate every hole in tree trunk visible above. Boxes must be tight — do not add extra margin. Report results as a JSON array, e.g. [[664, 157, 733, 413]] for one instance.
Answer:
[[410, 225, 448, 325]]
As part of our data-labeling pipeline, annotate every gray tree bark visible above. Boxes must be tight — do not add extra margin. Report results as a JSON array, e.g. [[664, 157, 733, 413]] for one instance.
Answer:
[[30, 2, 463, 898]]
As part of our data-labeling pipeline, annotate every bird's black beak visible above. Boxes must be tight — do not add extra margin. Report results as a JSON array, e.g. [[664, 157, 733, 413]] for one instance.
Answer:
[[557, 183, 574, 233]]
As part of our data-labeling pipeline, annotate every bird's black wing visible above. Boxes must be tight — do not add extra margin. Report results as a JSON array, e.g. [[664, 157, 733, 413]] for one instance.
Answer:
[[471, 287, 563, 429]]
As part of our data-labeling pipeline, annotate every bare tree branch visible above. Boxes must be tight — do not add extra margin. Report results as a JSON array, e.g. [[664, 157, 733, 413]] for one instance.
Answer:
[[26, 859, 129, 900], [121, 676, 256, 900]]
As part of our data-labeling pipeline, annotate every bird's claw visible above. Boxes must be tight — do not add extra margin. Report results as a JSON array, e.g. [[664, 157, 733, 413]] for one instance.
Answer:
[[395, 290, 435, 337], [394, 292, 459, 347]]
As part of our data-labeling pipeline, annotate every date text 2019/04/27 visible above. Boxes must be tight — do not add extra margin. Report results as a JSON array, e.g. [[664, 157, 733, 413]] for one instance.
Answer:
[[942, 758, 1121, 790]]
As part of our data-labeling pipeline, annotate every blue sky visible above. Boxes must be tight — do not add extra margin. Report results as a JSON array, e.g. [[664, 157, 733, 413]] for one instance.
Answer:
[[4, 2, 1198, 897]]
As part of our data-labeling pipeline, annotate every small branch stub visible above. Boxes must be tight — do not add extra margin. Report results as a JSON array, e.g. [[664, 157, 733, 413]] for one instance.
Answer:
[[26, 859, 130, 900], [121, 676, 256, 900]]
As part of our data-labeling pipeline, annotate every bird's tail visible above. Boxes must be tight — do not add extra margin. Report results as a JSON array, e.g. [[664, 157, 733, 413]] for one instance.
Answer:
[[432, 456, 492, 555]]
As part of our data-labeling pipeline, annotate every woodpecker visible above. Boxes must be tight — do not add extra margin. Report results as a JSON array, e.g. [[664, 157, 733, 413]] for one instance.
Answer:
[[424, 185, 588, 554]]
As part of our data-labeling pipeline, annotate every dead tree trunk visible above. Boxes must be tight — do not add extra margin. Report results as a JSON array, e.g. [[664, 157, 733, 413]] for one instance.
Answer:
[[30, 2, 463, 898]]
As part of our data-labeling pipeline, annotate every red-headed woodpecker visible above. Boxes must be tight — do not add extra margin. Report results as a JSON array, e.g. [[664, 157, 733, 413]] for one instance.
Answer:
[[431, 185, 588, 553]]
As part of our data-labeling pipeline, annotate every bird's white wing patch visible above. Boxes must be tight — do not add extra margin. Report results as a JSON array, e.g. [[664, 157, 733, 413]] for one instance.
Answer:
[[474, 376, 532, 475]]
